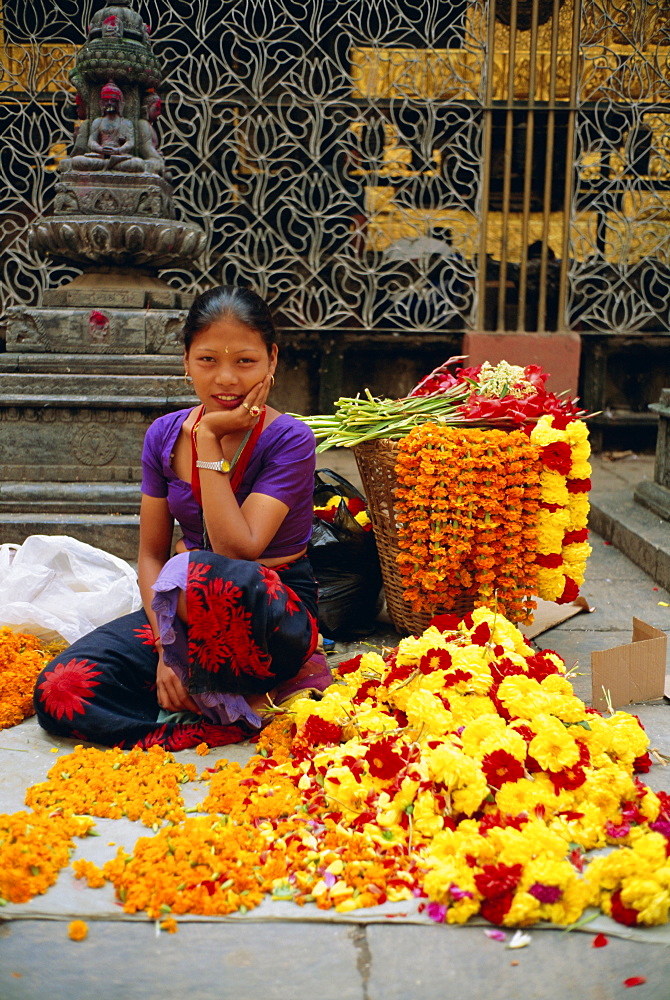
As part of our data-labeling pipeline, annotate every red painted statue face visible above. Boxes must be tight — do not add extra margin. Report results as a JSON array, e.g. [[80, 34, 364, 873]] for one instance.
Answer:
[[147, 96, 162, 123]]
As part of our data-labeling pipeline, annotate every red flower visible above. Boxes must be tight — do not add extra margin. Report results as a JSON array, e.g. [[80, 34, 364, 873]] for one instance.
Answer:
[[524, 364, 549, 390], [556, 576, 580, 604], [478, 811, 528, 835], [353, 679, 382, 703], [418, 647, 452, 674], [385, 661, 416, 685], [480, 894, 514, 925], [471, 622, 492, 646], [610, 889, 639, 926], [489, 657, 525, 686], [541, 441, 573, 475], [524, 650, 563, 683], [443, 669, 472, 688], [408, 359, 462, 397], [429, 613, 463, 633], [336, 654, 362, 676], [564, 528, 589, 544], [37, 658, 102, 722], [567, 477, 591, 493], [365, 737, 406, 780], [475, 862, 523, 900], [481, 749, 525, 789], [633, 751, 653, 774], [536, 553, 563, 568], [528, 882, 563, 903], [347, 497, 367, 516], [301, 716, 342, 746], [314, 505, 337, 524]]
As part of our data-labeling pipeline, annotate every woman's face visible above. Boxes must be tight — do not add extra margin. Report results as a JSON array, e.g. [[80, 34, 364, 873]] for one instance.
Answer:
[[184, 316, 277, 413]]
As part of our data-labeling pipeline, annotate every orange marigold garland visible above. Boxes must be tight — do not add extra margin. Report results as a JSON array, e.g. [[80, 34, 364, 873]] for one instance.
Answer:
[[395, 425, 541, 622]]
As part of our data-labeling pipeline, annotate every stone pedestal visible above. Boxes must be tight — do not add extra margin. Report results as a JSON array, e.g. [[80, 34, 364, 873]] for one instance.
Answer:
[[634, 388, 670, 520], [0, 0, 205, 559], [0, 362, 196, 558]]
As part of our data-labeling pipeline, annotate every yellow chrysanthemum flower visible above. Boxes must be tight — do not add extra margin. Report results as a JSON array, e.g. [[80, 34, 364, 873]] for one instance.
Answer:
[[539, 469, 570, 507], [459, 715, 508, 756], [564, 420, 589, 445], [530, 414, 565, 446], [528, 714, 580, 770], [405, 690, 453, 737], [395, 627, 449, 666], [412, 790, 445, 838], [448, 693, 498, 725]]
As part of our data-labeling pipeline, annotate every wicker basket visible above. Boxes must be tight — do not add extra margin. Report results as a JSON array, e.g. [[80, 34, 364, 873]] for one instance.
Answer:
[[353, 439, 475, 636]]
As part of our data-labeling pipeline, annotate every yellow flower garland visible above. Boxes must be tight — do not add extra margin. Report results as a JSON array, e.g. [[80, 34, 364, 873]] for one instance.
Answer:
[[530, 416, 592, 603]]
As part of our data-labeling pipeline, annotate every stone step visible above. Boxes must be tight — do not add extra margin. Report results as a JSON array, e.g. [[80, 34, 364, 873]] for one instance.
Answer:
[[0, 482, 140, 515], [0, 513, 141, 561]]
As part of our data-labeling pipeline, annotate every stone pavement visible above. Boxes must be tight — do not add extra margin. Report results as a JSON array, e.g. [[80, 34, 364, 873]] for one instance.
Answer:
[[2, 451, 670, 1000]]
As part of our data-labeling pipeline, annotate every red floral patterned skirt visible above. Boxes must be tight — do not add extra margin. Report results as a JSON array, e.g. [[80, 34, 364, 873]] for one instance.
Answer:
[[33, 555, 319, 751]]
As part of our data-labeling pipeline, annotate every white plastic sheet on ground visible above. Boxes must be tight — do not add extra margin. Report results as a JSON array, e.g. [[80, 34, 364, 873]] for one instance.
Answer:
[[0, 535, 141, 644]]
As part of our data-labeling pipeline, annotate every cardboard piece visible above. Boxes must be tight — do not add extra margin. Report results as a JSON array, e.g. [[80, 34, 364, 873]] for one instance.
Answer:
[[591, 618, 668, 712], [521, 596, 593, 640]]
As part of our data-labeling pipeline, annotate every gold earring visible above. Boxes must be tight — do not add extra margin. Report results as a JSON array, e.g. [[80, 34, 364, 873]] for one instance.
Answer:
[[184, 372, 192, 384], [269, 374, 275, 386]]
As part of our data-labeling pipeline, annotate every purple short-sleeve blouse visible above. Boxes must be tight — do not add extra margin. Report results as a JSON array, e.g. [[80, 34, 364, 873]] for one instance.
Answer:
[[141, 409, 315, 558]]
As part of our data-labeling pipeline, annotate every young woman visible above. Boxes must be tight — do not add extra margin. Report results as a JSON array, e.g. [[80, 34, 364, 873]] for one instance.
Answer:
[[34, 286, 331, 751]]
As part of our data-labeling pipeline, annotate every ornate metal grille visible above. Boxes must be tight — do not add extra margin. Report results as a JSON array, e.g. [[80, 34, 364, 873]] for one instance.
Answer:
[[570, 0, 670, 334], [1, 0, 669, 351]]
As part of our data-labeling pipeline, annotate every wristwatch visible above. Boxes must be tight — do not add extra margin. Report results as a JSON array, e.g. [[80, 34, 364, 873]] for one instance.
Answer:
[[195, 458, 231, 474]]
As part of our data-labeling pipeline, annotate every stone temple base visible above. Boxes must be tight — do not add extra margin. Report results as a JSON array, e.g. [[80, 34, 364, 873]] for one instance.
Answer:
[[634, 480, 670, 521], [7, 272, 193, 355], [7, 305, 187, 355], [0, 364, 196, 558]]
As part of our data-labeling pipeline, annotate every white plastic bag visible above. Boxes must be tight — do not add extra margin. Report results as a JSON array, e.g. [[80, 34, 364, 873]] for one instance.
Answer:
[[0, 535, 142, 645]]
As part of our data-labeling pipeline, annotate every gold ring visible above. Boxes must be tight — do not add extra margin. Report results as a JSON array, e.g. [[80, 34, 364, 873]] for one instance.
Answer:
[[241, 402, 250, 411], [249, 405, 261, 418]]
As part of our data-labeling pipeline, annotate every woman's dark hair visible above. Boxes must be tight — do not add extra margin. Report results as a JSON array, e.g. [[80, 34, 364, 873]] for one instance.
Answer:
[[183, 285, 277, 353]]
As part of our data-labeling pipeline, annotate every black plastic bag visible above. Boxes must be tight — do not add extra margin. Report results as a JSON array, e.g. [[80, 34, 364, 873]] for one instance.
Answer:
[[308, 469, 382, 639]]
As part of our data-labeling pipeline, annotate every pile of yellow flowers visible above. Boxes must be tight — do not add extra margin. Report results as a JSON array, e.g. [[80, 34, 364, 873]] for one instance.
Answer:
[[4, 608, 670, 929]]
